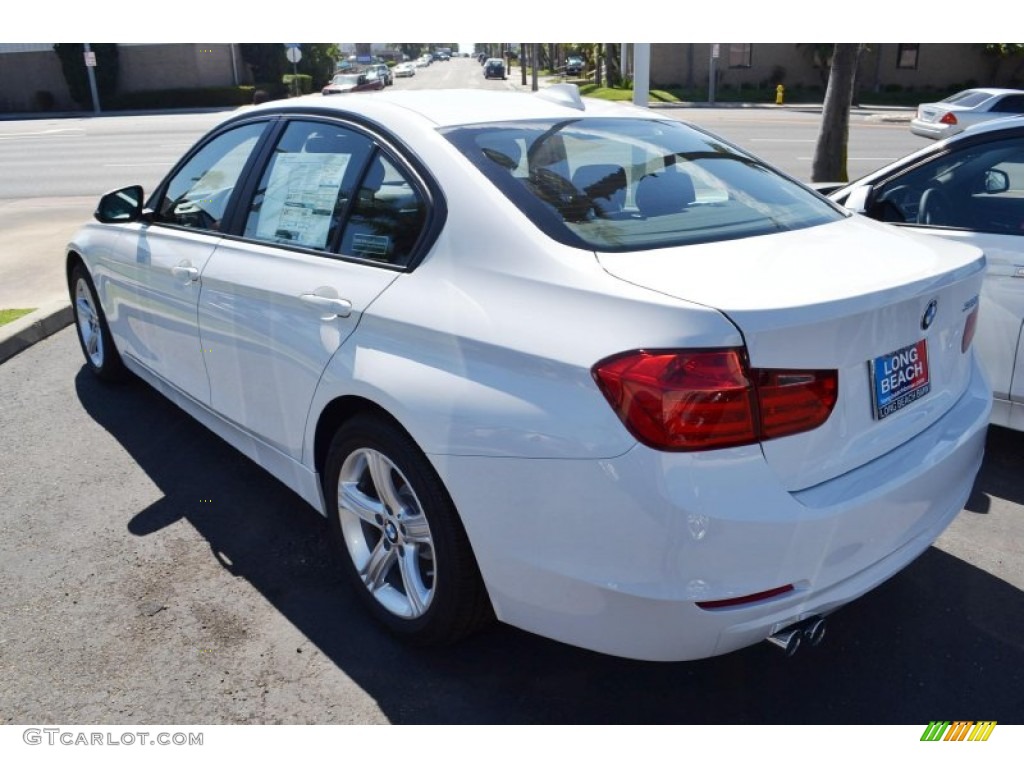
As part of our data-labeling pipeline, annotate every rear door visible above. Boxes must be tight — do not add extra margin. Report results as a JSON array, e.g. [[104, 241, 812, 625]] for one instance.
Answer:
[[197, 119, 432, 460]]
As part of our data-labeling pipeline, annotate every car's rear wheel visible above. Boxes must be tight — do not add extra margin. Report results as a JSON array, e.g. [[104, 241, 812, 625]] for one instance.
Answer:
[[70, 262, 128, 382], [325, 413, 491, 645]]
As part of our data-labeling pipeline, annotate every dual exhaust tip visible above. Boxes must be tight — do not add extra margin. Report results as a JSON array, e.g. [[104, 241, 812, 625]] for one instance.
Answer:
[[766, 616, 827, 657]]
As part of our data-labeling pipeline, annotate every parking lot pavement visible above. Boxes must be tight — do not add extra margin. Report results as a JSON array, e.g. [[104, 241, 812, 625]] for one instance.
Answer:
[[2, 324, 1023, 725]]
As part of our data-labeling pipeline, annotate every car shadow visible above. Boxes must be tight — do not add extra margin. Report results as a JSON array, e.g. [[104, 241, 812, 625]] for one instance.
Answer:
[[965, 425, 1024, 512], [75, 370, 1024, 724]]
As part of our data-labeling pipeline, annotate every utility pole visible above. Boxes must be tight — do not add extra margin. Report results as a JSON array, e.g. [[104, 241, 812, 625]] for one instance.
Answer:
[[708, 44, 719, 105], [83, 43, 101, 114], [632, 44, 650, 108]]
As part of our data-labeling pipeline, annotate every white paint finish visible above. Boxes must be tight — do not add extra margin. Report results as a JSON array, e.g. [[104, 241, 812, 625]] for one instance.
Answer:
[[197, 241, 399, 460], [68, 87, 995, 660], [829, 117, 1024, 430]]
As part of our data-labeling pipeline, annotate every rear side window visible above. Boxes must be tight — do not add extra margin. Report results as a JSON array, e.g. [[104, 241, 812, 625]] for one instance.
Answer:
[[338, 152, 428, 265], [243, 120, 374, 251], [444, 117, 843, 252], [241, 121, 428, 265]]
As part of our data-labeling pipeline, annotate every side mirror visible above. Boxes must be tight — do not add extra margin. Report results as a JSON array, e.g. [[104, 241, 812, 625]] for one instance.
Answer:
[[94, 185, 144, 224], [984, 169, 1009, 194]]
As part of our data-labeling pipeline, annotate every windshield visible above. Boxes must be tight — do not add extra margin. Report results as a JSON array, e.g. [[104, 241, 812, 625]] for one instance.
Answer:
[[332, 75, 360, 85], [443, 117, 844, 252]]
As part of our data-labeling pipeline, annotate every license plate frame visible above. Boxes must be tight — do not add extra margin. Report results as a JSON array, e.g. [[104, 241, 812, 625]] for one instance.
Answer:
[[869, 339, 931, 420]]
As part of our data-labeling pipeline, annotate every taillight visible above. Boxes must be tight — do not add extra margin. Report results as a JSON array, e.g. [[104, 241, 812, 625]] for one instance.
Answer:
[[962, 305, 979, 353], [939, 112, 958, 126], [592, 349, 838, 451]]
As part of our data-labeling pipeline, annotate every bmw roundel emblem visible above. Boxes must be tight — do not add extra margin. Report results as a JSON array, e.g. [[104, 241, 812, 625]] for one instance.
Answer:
[[921, 299, 938, 330]]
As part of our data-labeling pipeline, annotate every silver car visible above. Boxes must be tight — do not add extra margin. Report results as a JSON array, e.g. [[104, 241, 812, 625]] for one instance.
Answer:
[[911, 88, 1024, 140]]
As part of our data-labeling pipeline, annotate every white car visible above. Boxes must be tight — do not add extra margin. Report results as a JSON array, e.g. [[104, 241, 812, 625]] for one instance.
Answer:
[[910, 87, 1024, 140], [394, 62, 416, 78], [68, 86, 990, 662], [829, 116, 1024, 432]]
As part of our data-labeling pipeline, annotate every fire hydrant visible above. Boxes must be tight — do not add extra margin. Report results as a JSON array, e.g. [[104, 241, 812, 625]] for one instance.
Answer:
[[776, 83, 785, 105]]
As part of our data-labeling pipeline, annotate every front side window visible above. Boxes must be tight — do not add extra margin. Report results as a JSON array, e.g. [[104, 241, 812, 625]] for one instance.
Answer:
[[155, 122, 266, 231], [243, 120, 374, 251], [869, 136, 1024, 234], [993, 94, 1024, 113], [444, 117, 844, 252]]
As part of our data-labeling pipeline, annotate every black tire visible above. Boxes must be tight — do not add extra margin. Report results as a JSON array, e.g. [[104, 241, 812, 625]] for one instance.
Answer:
[[69, 261, 128, 382], [324, 413, 492, 645]]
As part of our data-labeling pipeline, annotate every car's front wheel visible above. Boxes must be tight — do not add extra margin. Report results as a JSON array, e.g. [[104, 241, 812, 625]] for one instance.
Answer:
[[69, 262, 128, 382], [325, 413, 491, 645]]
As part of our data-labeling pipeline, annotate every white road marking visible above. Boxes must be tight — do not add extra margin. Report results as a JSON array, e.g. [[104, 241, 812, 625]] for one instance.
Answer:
[[0, 128, 87, 139]]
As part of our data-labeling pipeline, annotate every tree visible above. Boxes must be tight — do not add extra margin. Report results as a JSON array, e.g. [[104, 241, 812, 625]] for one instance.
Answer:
[[239, 44, 288, 93], [53, 44, 119, 109], [298, 44, 340, 87], [811, 44, 863, 183], [979, 44, 1024, 85]]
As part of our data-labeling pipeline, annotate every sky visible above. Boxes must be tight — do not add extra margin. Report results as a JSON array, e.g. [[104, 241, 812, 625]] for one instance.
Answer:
[[6, 3, 1009, 43]]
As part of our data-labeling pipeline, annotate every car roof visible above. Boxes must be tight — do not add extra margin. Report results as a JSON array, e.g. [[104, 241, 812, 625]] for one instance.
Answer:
[[931, 87, 1024, 104], [237, 87, 652, 129]]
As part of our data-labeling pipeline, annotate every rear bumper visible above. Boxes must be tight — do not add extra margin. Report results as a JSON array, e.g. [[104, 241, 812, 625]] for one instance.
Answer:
[[910, 119, 959, 140], [436, 355, 991, 661]]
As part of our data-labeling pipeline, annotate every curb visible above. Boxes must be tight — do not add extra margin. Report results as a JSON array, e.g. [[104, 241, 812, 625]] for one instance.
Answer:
[[0, 299, 74, 365]]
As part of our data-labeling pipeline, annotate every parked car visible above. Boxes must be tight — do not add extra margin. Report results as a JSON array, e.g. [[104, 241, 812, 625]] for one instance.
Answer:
[[483, 58, 506, 80], [827, 116, 1024, 431], [321, 72, 384, 95], [565, 55, 585, 77], [67, 86, 990, 662], [910, 87, 1024, 140], [366, 63, 393, 87], [393, 62, 416, 78]]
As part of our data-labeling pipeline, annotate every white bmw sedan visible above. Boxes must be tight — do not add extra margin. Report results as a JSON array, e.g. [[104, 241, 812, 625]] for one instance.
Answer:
[[68, 86, 991, 662]]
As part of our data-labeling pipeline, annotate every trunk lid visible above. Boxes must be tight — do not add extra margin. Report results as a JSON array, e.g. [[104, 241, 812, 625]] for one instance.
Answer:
[[596, 216, 986, 490]]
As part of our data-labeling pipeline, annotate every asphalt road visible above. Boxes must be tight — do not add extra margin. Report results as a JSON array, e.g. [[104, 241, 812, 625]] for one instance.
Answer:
[[1, 60, 1023, 726], [2, 328, 1023, 724]]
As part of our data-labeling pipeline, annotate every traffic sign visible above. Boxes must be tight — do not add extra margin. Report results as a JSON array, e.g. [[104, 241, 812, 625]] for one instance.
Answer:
[[286, 47, 302, 64]]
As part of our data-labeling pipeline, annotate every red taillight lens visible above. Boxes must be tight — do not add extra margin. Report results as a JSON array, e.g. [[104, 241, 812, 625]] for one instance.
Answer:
[[755, 369, 839, 439], [962, 306, 979, 353], [939, 112, 958, 126], [592, 349, 838, 451]]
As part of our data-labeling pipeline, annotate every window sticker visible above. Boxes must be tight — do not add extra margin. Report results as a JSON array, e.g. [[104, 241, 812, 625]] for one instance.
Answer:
[[352, 233, 391, 258], [255, 153, 350, 249]]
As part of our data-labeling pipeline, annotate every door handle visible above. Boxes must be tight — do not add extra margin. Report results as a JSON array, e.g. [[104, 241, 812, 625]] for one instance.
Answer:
[[171, 264, 199, 281], [300, 293, 353, 317]]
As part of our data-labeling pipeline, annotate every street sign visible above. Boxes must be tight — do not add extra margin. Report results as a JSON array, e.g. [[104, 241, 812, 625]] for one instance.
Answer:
[[286, 47, 302, 64], [84, 51, 97, 67]]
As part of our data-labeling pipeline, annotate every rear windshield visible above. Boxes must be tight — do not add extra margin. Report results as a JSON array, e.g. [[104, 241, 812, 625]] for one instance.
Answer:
[[443, 117, 844, 251], [941, 90, 992, 107]]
